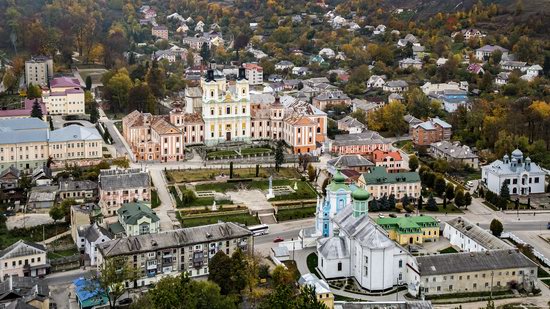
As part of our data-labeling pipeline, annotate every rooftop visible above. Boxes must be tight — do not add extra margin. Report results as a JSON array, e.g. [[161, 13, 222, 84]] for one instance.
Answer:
[[445, 217, 511, 250], [49, 125, 102, 142], [117, 202, 160, 225], [328, 154, 374, 169], [332, 131, 388, 147], [430, 141, 477, 159], [99, 169, 150, 191], [361, 167, 420, 185]]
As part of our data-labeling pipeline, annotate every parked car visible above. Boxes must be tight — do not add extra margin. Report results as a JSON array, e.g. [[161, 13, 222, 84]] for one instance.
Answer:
[[405, 213, 411, 217], [273, 237, 284, 243], [389, 213, 397, 218], [466, 181, 474, 188], [378, 214, 385, 218], [118, 298, 133, 306]]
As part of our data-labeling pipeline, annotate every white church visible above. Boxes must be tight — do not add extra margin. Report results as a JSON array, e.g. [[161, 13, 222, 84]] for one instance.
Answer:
[[314, 172, 417, 292]]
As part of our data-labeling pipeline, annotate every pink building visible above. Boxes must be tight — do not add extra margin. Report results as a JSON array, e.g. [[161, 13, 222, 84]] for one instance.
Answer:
[[331, 131, 390, 155], [0, 98, 47, 120], [152, 25, 169, 40], [370, 149, 406, 173], [98, 169, 151, 216]]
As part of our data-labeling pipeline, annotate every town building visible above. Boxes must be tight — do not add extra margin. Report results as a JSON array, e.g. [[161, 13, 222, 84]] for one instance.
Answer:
[[0, 118, 49, 171], [182, 36, 210, 50], [475, 45, 509, 61], [27, 185, 57, 209], [430, 141, 479, 169], [367, 75, 386, 88], [0, 240, 48, 280], [500, 60, 527, 71], [482, 149, 546, 196], [315, 172, 353, 237], [327, 155, 374, 175], [434, 89, 470, 113], [71, 204, 102, 248], [331, 131, 390, 155], [81, 223, 113, 266], [398, 58, 423, 70], [25, 56, 53, 87], [376, 216, 439, 245], [0, 167, 19, 190], [0, 98, 47, 120], [42, 77, 85, 115], [313, 91, 351, 111], [421, 81, 468, 96], [383, 80, 409, 93], [404, 114, 423, 128], [98, 169, 151, 216], [495, 72, 511, 86], [48, 125, 103, 162], [337, 116, 365, 134], [370, 149, 406, 173], [357, 167, 421, 199], [115, 202, 160, 236], [57, 179, 98, 203], [351, 98, 384, 115], [152, 25, 169, 40], [0, 276, 51, 308], [243, 63, 263, 85], [410, 117, 452, 146], [452, 28, 483, 40], [96, 222, 253, 286], [73, 277, 108, 309], [411, 250, 537, 297], [443, 217, 511, 252], [275, 61, 294, 71], [298, 274, 334, 309]]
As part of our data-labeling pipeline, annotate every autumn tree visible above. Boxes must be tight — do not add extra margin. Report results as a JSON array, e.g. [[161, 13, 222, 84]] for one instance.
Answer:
[[146, 60, 165, 99], [208, 251, 233, 295], [27, 83, 42, 99], [104, 69, 133, 112], [129, 81, 156, 113], [490, 219, 503, 237], [96, 257, 139, 308], [409, 155, 419, 171]]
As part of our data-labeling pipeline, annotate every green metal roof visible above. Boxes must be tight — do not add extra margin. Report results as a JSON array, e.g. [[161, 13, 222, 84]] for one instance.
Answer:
[[361, 167, 420, 185], [327, 171, 351, 192], [352, 187, 370, 201], [376, 216, 438, 234], [117, 202, 160, 225]]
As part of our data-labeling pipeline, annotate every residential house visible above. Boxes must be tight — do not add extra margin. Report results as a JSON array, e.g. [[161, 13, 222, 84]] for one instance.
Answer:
[[495, 72, 511, 86], [0, 167, 19, 190], [436, 58, 448, 66], [182, 36, 210, 50], [275, 61, 294, 71], [243, 63, 263, 85], [443, 217, 511, 252], [298, 274, 334, 309], [42, 77, 85, 115], [367, 75, 386, 88], [435, 89, 470, 113], [383, 80, 409, 93], [319, 48, 336, 59], [331, 131, 390, 155], [482, 149, 546, 196], [27, 186, 57, 209], [194, 20, 205, 32], [357, 167, 421, 199], [152, 25, 168, 40], [376, 216, 439, 245], [500, 61, 527, 71], [373, 24, 386, 35], [246, 47, 268, 60], [399, 58, 422, 70], [403, 114, 423, 129], [475, 45, 509, 61], [430, 141, 479, 169], [115, 202, 160, 236], [521, 65, 543, 81], [57, 179, 98, 203], [313, 91, 351, 111], [31, 166, 52, 186], [25, 56, 53, 87], [410, 117, 452, 146], [371, 149, 406, 173], [452, 28, 483, 40], [337, 116, 365, 134], [71, 204, 102, 250], [0, 276, 50, 309], [82, 223, 113, 266], [421, 81, 468, 95], [0, 240, 48, 279], [96, 222, 253, 286], [98, 168, 151, 216], [388, 93, 405, 103], [352, 98, 385, 115], [412, 45, 427, 59], [412, 250, 537, 297], [292, 67, 310, 76], [467, 63, 485, 75], [327, 155, 374, 175]]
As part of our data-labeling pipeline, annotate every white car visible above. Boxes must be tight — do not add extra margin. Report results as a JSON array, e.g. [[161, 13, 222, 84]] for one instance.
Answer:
[[378, 214, 385, 218]]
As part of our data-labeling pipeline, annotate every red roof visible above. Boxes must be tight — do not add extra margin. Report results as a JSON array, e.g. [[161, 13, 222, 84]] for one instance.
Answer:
[[50, 77, 81, 89], [243, 63, 263, 72], [371, 149, 402, 162]]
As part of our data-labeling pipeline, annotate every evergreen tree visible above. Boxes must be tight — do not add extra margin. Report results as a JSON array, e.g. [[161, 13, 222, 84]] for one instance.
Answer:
[[455, 189, 465, 207], [445, 183, 455, 200], [146, 60, 166, 99], [85, 75, 92, 91], [229, 161, 234, 179], [380, 195, 389, 210], [464, 192, 472, 207], [274, 140, 285, 172], [417, 195, 423, 210], [200, 44, 211, 62], [30, 99, 43, 119], [409, 155, 419, 171], [489, 219, 503, 237], [401, 195, 410, 208], [388, 194, 396, 209], [208, 251, 233, 295], [426, 194, 438, 211], [434, 176, 446, 196], [89, 101, 100, 124], [500, 182, 510, 200]]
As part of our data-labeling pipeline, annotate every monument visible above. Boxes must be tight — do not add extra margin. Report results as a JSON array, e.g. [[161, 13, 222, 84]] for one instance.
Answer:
[[266, 175, 275, 199]]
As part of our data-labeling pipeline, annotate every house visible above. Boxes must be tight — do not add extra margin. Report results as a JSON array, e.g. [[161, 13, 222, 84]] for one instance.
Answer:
[[482, 149, 546, 196], [0, 276, 50, 308], [115, 202, 160, 236], [443, 217, 511, 252], [313, 91, 351, 111], [82, 223, 113, 266], [373, 24, 386, 35], [27, 186, 57, 209], [403, 114, 423, 129], [367, 75, 386, 88], [32, 166, 52, 186], [176, 24, 189, 33], [0, 240, 48, 279], [298, 274, 334, 309], [436, 89, 470, 113], [495, 72, 511, 86], [500, 60, 527, 71], [57, 179, 98, 203], [243, 63, 263, 85], [194, 20, 205, 32], [319, 48, 336, 59], [246, 47, 268, 60], [399, 58, 422, 70], [467, 63, 485, 75], [292, 67, 310, 76], [73, 278, 108, 309], [352, 98, 385, 115], [412, 250, 537, 297], [309, 55, 325, 65], [152, 25, 168, 40], [410, 117, 452, 146], [376, 216, 439, 245], [96, 222, 252, 286], [327, 155, 374, 175], [521, 65, 543, 81], [268, 74, 283, 83], [71, 204, 102, 249], [475, 45, 509, 61], [370, 149, 406, 173], [412, 45, 427, 59], [0, 98, 47, 120], [421, 81, 468, 95], [275, 61, 294, 71], [337, 116, 365, 134], [436, 58, 448, 66], [48, 125, 103, 163], [331, 131, 390, 155], [452, 28, 483, 40], [388, 93, 405, 103], [182, 36, 210, 50], [25, 56, 53, 87], [98, 168, 151, 216], [0, 167, 19, 190], [383, 80, 409, 93], [42, 76, 85, 115], [430, 141, 479, 169], [357, 167, 421, 199]]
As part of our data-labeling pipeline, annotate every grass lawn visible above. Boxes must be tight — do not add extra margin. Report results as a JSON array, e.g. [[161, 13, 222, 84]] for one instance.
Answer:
[[195, 180, 318, 201], [207, 150, 237, 158], [47, 247, 79, 259], [420, 203, 463, 213], [151, 190, 160, 208], [240, 147, 272, 155], [306, 253, 320, 278], [0, 222, 70, 249], [276, 206, 316, 221], [179, 213, 259, 227], [167, 167, 300, 183], [439, 246, 458, 254]]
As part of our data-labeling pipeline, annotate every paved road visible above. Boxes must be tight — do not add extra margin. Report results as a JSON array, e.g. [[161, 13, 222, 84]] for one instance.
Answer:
[[149, 168, 175, 231]]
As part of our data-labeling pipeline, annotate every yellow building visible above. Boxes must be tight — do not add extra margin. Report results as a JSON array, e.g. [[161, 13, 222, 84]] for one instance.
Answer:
[[298, 273, 334, 309], [376, 216, 439, 245]]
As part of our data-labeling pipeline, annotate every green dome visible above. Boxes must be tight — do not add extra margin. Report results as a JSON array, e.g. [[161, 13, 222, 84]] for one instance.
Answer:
[[352, 188, 370, 201], [333, 171, 345, 183]]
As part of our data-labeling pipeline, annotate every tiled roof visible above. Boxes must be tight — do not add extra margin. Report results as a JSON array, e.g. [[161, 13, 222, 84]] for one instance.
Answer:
[[50, 76, 81, 88], [372, 149, 403, 162]]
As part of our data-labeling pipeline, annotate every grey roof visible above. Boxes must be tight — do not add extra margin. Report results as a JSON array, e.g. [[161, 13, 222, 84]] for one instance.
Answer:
[[430, 141, 478, 159], [333, 206, 395, 249], [271, 246, 289, 257], [49, 125, 102, 142], [332, 131, 388, 147], [413, 117, 451, 131], [328, 154, 374, 168], [0, 166, 20, 179], [84, 223, 113, 243], [97, 222, 252, 258], [117, 202, 160, 225], [99, 169, 150, 191], [0, 276, 49, 299], [337, 116, 365, 129], [417, 249, 536, 276], [445, 217, 511, 250], [0, 118, 48, 131], [482, 151, 545, 176], [28, 186, 57, 203], [318, 235, 349, 259], [477, 45, 508, 53], [298, 273, 331, 294], [334, 300, 433, 309], [315, 91, 350, 101], [58, 179, 98, 192], [385, 80, 409, 88], [0, 240, 46, 259], [0, 128, 48, 144], [404, 114, 422, 126]]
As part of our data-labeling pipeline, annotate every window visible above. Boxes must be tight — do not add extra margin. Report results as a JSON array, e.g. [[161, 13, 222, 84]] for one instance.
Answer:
[[337, 262, 342, 271], [398, 260, 402, 268], [473, 283, 477, 288]]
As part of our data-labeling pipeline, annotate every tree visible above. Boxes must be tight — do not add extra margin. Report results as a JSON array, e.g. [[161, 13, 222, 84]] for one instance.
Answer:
[[49, 205, 65, 222], [274, 140, 285, 172], [27, 83, 42, 99], [85, 75, 92, 91], [271, 265, 294, 287], [434, 176, 446, 196], [200, 44, 211, 62], [500, 182, 510, 200], [417, 195, 423, 210], [455, 189, 465, 207], [89, 101, 100, 123], [490, 219, 503, 237], [445, 183, 455, 200], [60, 198, 77, 223], [401, 195, 410, 208], [146, 60, 166, 99], [321, 178, 329, 195], [464, 192, 472, 207], [409, 155, 419, 172], [229, 162, 234, 179], [426, 194, 438, 211], [307, 164, 316, 182], [388, 194, 396, 209], [96, 257, 139, 308], [2, 70, 17, 93], [208, 251, 233, 295], [128, 82, 156, 113], [31, 99, 43, 119], [105, 69, 133, 111], [230, 249, 248, 295]]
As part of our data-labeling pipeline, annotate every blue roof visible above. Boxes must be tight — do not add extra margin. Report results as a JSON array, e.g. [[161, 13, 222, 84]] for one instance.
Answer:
[[0, 129, 49, 144], [73, 277, 109, 307], [49, 125, 102, 142], [0, 118, 48, 131]]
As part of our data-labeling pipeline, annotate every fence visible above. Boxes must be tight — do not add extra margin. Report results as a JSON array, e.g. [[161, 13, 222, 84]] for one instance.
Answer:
[[501, 232, 550, 267]]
